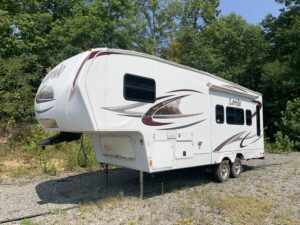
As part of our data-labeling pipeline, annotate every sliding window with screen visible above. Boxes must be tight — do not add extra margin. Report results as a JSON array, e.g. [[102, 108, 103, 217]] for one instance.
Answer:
[[124, 74, 156, 103], [226, 107, 244, 125]]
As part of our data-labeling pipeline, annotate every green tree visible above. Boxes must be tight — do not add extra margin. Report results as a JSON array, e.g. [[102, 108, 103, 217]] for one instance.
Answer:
[[0, 57, 40, 131], [261, 0, 300, 137], [180, 0, 220, 31], [132, 0, 181, 55], [162, 0, 220, 61], [166, 13, 267, 90], [0, 0, 138, 131], [281, 98, 300, 149], [44, 0, 137, 65]]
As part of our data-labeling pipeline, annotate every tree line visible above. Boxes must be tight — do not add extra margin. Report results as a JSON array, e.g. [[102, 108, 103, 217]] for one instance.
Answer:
[[0, 0, 299, 149]]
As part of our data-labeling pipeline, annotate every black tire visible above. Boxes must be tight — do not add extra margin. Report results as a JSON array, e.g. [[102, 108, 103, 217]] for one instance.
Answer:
[[213, 160, 230, 183], [230, 158, 243, 178]]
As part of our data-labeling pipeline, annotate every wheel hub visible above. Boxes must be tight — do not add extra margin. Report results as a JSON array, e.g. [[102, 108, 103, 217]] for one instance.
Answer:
[[235, 164, 241, 174], [221, 165, 228, 178]]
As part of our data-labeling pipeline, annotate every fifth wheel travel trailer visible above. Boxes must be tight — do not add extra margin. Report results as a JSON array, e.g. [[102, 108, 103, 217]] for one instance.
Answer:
[[35, 48, 264, 191]]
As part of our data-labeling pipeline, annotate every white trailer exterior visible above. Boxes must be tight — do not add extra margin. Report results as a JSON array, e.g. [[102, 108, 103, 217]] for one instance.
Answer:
[[35, 48, 264, 182]]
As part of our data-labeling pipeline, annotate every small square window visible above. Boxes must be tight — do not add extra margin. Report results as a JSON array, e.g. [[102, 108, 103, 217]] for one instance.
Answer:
[[216, 105, 224, 124], [246, 110, 252, 126]]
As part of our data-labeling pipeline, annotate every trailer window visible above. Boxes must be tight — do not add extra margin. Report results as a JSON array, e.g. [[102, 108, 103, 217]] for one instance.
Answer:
[[256, 105, 261, 136], [226, 107, 244, 125], [246, 110, 252, 126], [215, 105, 224, 124], [124, 74, 155, 103]]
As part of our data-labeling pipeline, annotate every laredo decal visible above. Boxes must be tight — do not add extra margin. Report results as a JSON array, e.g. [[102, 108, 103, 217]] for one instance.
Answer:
[[229, 98, 241, 107], [102, 89, 205, 130], [43, 64, 66, 83]]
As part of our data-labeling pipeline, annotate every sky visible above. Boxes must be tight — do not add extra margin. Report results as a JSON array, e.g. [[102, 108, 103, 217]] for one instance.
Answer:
[[218, 0, 284, 24]]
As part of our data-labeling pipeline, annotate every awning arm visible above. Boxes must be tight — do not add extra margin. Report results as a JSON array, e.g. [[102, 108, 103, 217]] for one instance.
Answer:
[[207, 83, 259, 99]]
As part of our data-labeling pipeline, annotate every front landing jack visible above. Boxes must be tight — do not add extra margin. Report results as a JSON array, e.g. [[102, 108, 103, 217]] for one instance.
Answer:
[[140, 171, 143, 199], [105, 164, 109, 189]]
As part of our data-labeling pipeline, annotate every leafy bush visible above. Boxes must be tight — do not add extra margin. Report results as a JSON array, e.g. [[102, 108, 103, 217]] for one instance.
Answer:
[[64, 144, 79, 171], [42, 163, 57, 176], [274, 131, 294, 152], [0, 57, 41, 138], [281, 98, 300, 150], [63, 136, 99, 171], [26, 124, 49, 155]]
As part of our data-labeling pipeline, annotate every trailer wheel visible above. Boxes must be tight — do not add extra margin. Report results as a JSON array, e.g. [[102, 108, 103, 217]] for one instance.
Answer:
[[213, 160, 230, 183], [230, 158, 243, 178]]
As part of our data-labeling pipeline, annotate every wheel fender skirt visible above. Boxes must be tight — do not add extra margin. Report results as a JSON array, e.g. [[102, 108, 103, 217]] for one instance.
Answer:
[[38, 132, 82, 146]]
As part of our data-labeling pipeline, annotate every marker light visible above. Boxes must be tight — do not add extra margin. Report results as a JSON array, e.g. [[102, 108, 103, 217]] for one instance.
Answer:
[[39, 119, 58, 129], [36, 86, 54, 103]]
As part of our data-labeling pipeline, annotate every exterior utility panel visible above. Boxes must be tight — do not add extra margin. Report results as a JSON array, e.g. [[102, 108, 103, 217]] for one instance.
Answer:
[[35, 48, 264, 173]]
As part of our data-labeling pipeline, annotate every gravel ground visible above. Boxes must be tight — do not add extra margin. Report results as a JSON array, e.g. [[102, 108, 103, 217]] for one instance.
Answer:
[[0, 153, 299, 225]]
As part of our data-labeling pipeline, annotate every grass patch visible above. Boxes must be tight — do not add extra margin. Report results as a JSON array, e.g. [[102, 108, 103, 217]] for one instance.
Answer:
[[79, 191, 127, 213], [0, 127, 100, 179], [127, 220, 137, 225], [0, 162, 42, 178], [174, 216, 195, 225], [206, 194, 273, 225], [20, 219, 38, 225], [273, 211, 298, 225]]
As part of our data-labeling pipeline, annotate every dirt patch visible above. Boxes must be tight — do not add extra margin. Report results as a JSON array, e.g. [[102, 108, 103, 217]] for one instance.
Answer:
[[2, 160, 24, 167], [0, 174, 9, 179], [0, 137, 9, 144]]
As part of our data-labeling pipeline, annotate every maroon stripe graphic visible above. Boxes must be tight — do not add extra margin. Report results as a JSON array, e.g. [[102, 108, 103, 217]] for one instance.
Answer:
[[142, 95, 190, 126], [102, 102, 148, 114], [69, 51, 109, 101], [252, 100, 262, 117], [167, 89, 202, 94], [101, 88, 205, 129], [158, 119, 206, 130], [156, 95, 174, 101], [153, 113, 202, 119], [240, 132, 251, 148], [249, 135, 263, 144], [142, 115, 172, 126], [213, 132, 246, 152], [214, 131, 262, 152]]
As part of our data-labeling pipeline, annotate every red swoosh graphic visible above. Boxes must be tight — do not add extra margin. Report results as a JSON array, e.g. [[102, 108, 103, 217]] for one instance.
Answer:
[[142, 115, 172, 126], [142, 95, 190, 126]]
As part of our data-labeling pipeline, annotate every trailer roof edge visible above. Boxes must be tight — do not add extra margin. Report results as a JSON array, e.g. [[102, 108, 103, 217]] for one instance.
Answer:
[[94, 48, 262, 97]]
